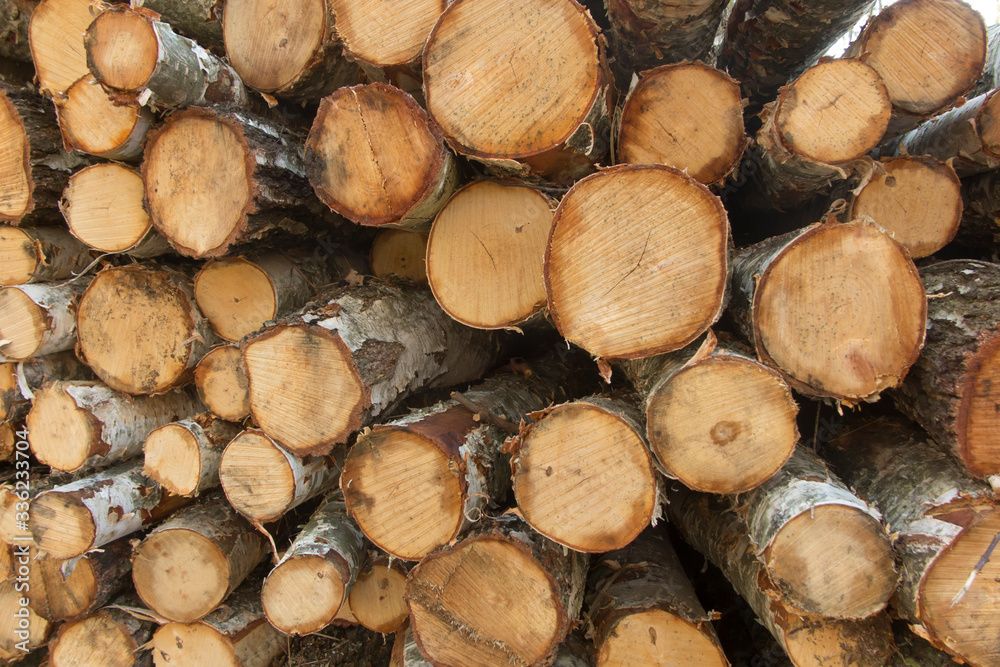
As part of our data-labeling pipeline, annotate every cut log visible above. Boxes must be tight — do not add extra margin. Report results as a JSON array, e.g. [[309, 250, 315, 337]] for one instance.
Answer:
[[0, 83, 89, 225], [193, 249, 363, 342], [753, 59, 890, 210], [667, 485, 895, 667], [85, 5, 248, 109], [0, 226, 95, 286], [1, 352, 92, 424], [620, 332, 798, 495], [29, 461, 185, 559], [27, 0, 107, 96], [61, 162, 170, 257], [242, 280, 500, 456], [142, 106, 334, 258], [823, 418, 1000, 666], [134, 0, 224, 53], [0, 422, 12, 462], [735, 447, 897, 619], [0, 472, 66, 544], [305, 83, 457, 229], [588, 528, 728, 667], [426, 180, 553, 329], [729, 219, 926, 404], [194, 345, 250, 422], [884, 89, 1000, 177], [27, 381, 203, 473], [143, 414, 241, 497], [222, 0, 357, 101], [0, 0, 37, 62], [616, 63, 746, 186], [509, 395, 659, 553], [76, 265, 219, 395], [27, 536, 131, 621], [54, 75, 154, 161], [605, 0, 729, 81], [370, 229, 428, 284], [48, 603, 154, 667], [891, 260, 1000, 478], [545, 164, 728, 359], [844, 0, 987, 134], [0, 543, 10, 580], [406, 517, 588, 667], [219, 428, 338, 523], [341, 358, 584, 561], [0, 577, 51, 658], [391, 623, 430, 667], [150, 574, 286, 667], [846, 155, 962, 258], [423, 0, 613, 185], [0, 280, 87, 361], [718, 0, 878, 110], [349, 557, 408, 634], [957, 168, 1000, 247], [132, 489, 268, 622], [971, 23, 1000, 97], [260, 496, 365, 636]]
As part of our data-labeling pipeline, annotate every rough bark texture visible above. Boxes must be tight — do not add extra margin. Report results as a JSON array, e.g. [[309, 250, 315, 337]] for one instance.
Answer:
[[406, 516, 589, 667], [133, 0, 224, 52], [0, 226, 95, 286], [343, 357, 585, 561], [242, 280, 501, 456], [261, 496, 365, 635], [143, 413, 241, 497], [970, 21, 1000, 97], [0, 279, 88, 362], [0, 0, 37, 61], [0, 351, 93, 423], [718, 0, 877, 110], [892, 260, 1000, 478], [822, 418, 1000, 666], [0, 84, 89, 225], [604, 0, 730, 82], [957, 168, 1000, 248], [587, 528, 729, 666], [85, 6, 248, 109], [391, 623, 431, 667], [48, 603, 154, 667], [667, 484, 896, 667], [27, 536, 132, 621], [27, 381, 203, 473]]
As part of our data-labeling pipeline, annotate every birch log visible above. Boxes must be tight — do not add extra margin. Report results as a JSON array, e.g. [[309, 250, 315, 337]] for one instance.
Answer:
[[27, 382, 203, 473], [588, 529, 728, 667], [151, 574, 286, 667], [222, 0, 357, 101], [0, 280, 87, 361], [0, 84, 88, 225], [667, 485, 895, 666], [60, 162, 171, 257], [219, 429, 338, 523], [135, 0, 224, 53], [729, 219, 926, 404], [735, 447, 897, 619], [823, 418, 1000, 666], [305, 83, 458, 229], [48, 602, 154, 667], [958, 168, 1000, 247], [718, 0, 878, 110], [0, 577, 51, 658], [391, 623, 430, 667], [0, 351, 92, 424], [260, 496, 365, 635], [54, 75, 154, 161], [29, 461, 186, 559], [406, 517, 588, 667], [131, 489, 269, 622], [27, 0, 107, 97], [620, 332, 798, 495], [143, 414, 241, 497], [85, 5, 248, 109], [370, 229, 428, 284], [892, 260, 1000, 478], [242, 280, 500, 456], [27, 536, 132, 621], [426, 180, 553, 329], [342, 359, 580, 561], [545, 164, 728, 359], [193, 345, 250, 422], [752, 59, 890, 210], [0, 226, 95, 286], [844, 0, 987, 135], [423, 0, 613, 185], [349, 557, 409, 634], [76, 265, 220, 395], [509, 395, 659, 553]]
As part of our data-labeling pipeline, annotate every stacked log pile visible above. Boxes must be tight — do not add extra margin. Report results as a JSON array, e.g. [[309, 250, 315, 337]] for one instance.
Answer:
[[1, 0, 999, 665]]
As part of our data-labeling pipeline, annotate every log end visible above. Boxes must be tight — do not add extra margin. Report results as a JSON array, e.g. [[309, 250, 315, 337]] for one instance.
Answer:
[[49, 611, 139, 667], [261, 554, 348, 636], [370, 229, 428, 284], [596, 610, 729, 667], [63, 163, 154, 254], [0, 285, 46, 360], [194, 257, 278, 342], [29, 491, 96, 559], [151, 622, 242, 667], [783, 614, 895, 667], [219, 429, 295, 523], [342, 429, 464, 561], [144, 423, 205, 497], [0, 88, 32, 223], [647, 353, 799, 495], [0, 579, 51, 656], [960, 334, 1000, 477], [0, 226, 38, 286], [55, 76, 148, 158], [28, 555, 97, 622], [26, 382, 96, 473], [349, 560, 409, 634], [28, 0, 102, 97], [85, 7, 158, 91], [194, 345, 251, 422], [330, 0, 443, 67]]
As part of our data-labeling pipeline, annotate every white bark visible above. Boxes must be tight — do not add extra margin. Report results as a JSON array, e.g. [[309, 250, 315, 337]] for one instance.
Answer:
[[0, 280, 88, 361]]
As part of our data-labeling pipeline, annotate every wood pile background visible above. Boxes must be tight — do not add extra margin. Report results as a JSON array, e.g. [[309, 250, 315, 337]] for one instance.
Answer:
[[0, 0, 998, 665]]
